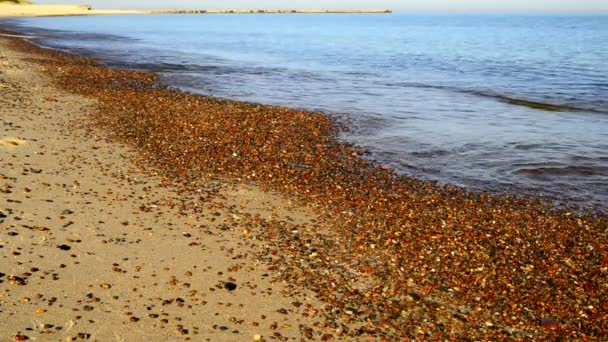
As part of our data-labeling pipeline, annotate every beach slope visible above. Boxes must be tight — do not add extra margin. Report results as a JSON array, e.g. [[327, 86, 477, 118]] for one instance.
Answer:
[[0, 36, 335, 341]]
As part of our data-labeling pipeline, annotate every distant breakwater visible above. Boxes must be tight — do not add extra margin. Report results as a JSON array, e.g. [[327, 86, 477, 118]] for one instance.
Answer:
[[146, 9, 393, 14]]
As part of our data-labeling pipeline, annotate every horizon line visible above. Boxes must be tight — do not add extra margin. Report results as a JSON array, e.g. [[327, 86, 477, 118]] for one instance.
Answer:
[[98, 7, 608, 14]]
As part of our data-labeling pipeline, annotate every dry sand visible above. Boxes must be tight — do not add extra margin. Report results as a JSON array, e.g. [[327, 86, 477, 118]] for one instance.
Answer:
[[0, 37, 334, 341]]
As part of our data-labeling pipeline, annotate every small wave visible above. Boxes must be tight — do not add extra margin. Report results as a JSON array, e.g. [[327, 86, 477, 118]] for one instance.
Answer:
[[133, 62, 224, 73], [386, 81, 608, 114], [491, 95, 594, 113], [514, 165, 607, 176], [411, 149, 450, 158], [0, 32, 36, 39], [510, 143, 545, 151]]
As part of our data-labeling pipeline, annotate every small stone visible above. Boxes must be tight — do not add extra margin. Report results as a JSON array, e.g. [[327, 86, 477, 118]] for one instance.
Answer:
[[224, 282, 237, 291], [8, 276, 27, 286], [408, 292, 421, 301], [57, 245, 71, 251], [100, 283, 112, 289], [541, 317, 559, 330]]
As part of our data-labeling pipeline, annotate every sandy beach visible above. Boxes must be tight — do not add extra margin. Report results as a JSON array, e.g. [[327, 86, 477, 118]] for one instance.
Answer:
[[1, 27, 607, 341], [0, 36, 343, 341], [0, 4, 144, 17]]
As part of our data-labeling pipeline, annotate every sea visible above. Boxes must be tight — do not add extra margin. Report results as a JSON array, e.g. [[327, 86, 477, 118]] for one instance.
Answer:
[[4, 13, 608, 210]]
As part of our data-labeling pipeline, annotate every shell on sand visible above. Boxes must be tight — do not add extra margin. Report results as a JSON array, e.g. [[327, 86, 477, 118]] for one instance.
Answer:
[[0, 137, 27, 148]]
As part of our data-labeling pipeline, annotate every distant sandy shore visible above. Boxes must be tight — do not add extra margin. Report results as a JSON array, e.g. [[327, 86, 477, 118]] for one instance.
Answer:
[[0, 4, 145, 17], [0, 4, 391, 17]]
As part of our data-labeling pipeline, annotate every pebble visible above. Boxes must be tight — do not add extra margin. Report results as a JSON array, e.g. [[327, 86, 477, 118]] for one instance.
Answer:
[[224, 282, 237, 291], [57, 244, 71, 251]]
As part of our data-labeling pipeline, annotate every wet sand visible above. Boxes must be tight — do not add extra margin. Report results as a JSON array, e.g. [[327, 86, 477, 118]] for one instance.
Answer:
[[1, 33, 607, 341]]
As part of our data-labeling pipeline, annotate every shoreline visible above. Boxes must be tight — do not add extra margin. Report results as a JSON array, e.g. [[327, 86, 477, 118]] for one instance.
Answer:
[[6, 18, 605, 211], [1, 29, 607, 340]]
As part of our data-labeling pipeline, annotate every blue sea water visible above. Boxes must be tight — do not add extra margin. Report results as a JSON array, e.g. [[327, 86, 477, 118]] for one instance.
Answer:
[[5, 14, 608, 209]]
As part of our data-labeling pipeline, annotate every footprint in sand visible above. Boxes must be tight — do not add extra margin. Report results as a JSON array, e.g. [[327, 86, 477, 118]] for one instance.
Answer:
[[0, 137, 27, 148]]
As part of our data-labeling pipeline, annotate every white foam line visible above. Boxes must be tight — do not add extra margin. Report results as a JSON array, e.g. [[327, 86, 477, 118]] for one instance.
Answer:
[[0, 33, 35, 38]]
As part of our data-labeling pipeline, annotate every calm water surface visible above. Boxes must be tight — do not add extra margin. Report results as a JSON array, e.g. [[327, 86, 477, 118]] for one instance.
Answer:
[[7, 14, 608, 209]]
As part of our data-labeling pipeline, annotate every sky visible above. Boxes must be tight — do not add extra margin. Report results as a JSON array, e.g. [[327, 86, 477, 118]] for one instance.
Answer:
[[34, 0, 608, 12]]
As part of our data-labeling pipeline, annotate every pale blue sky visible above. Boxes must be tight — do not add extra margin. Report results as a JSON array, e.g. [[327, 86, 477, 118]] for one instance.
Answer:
[[35, 0, 608, 12]]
